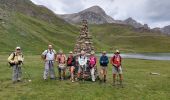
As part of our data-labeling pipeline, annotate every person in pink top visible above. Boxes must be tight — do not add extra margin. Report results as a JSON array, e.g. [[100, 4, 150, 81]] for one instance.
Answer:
[[89, 51, 97, 82]]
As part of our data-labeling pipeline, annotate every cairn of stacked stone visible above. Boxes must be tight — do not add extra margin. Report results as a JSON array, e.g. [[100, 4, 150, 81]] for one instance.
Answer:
[[74, 20, 94, 55]]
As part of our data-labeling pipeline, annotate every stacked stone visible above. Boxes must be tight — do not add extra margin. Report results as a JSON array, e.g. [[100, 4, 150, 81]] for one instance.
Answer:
[[74, 20, 94, 55]]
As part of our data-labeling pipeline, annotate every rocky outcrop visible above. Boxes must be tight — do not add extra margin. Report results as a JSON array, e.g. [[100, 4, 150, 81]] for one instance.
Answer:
[[161, 25, 170, 34], [58, 6, 115, 24]]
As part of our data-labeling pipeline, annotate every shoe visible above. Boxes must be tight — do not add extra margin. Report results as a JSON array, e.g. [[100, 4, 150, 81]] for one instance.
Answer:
[[75, 78, 78, 81], [50, 78, 56, 80], [72, 80, 74, 83], [17, 80, 21, 82]]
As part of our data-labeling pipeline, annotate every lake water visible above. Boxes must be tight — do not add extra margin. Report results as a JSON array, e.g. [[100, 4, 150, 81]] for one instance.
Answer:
[[97, 53, 170, 61]]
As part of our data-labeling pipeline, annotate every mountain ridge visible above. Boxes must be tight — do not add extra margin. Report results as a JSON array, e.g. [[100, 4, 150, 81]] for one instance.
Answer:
[[58, 5, 170, 34]]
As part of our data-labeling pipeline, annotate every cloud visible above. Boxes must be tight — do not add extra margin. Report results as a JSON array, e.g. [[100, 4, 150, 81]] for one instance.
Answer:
[[145, 0, 170, 22], [30, 0, 170, 28]]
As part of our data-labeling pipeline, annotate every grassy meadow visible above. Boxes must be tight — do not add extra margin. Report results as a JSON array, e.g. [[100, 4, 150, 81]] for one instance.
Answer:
[[0, 55, 170, 100]]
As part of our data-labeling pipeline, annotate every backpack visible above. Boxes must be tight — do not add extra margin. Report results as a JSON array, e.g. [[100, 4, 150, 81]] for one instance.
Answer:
[[58, 55, 66, 64], [8, 52, 16, 66], [8, 52, 24, 66], [89, 56, 96, 66], [67, 56, 73, 65], [112, 54, 121, 67], [42, 49, 54, 60]]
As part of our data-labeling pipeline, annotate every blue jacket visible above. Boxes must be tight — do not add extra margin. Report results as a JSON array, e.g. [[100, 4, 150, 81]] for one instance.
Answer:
[[100, 55, 109, 66]]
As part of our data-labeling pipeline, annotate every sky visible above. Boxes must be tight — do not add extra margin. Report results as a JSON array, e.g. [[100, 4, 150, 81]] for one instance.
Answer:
[[30, 0, 170, 28]]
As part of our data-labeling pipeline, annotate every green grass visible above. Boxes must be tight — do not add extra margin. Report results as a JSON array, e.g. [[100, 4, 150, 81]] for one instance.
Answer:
[[90, 24, 170, 53], [0, 55, 170, 100]]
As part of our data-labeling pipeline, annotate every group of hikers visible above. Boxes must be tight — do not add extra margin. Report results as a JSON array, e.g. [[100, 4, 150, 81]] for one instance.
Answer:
[[8, 45, 123, 86]]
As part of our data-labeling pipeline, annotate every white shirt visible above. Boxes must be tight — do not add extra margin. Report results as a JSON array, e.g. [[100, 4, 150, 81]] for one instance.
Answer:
[[42, 49, 56, 61], [78, 55, 87, 66]]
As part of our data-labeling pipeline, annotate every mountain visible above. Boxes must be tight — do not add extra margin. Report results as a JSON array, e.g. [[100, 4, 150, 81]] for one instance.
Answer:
[[152, 25, 170, 35], [0, 0, 79, 54], [161, 25, 170, 35], [123, 17, 146, 28], [58, 6, 150, 30], [58, 6, 115, 24], [0, 0, 170, 54]]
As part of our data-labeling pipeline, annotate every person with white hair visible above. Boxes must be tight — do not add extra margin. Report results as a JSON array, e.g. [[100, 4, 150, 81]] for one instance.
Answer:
[[41, 45, 56, 80], [8, 46, 24, 83], [77, 50, 87, 80], [56, 49, 67, 80]]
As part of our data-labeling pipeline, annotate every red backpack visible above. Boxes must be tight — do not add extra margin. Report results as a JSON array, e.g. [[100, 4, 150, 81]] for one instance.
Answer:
[[112, 54, 121, 67], [67, 56, 73, 65]]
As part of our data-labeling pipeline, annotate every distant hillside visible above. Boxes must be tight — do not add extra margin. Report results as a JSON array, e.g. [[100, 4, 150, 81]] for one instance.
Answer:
[[89, 23, 170, 53], [0, 0, 79, 54], [0, 0, 170, 54]]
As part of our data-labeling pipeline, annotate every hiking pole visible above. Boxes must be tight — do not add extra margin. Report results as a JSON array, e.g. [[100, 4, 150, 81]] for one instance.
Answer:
[[22, 63, 32, 82], [24, 72, 32, 82]]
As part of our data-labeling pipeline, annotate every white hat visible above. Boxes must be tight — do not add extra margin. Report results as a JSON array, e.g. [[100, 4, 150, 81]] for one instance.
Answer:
[[48, 44, 52, 47], [116, 49, 120, 53], [91, 51, 95, 54], [102, 51, 106, 54], [16, 46, 21, 50], [69, 51, 73, 54]]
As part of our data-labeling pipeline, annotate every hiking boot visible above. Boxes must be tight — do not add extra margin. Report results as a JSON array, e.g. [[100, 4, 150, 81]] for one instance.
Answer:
[[112, 80, 116, 86], [112, 82, 116, 86], [104, 79, 106, 83], [50, 78, 56, 80], [17, 80, 21, 82], [44, 79, 47, 81], [120, 80, 124, 88], [58, 77, 62, 80], [99, 79, 102, 84], [75, 78, 78, 81]]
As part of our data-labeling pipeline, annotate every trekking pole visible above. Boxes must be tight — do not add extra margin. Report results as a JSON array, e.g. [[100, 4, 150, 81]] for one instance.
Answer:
[[22, 63, 32, 82]]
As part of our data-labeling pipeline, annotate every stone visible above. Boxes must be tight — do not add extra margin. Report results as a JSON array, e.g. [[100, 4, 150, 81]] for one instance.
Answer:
[[74, 20, 95, 55]]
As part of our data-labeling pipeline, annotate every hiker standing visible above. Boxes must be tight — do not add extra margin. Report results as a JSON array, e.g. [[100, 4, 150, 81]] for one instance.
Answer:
[[111, 50, 123, 86], [56, 50, 67, 80], [99, 51, 109, 83], [67, 51, 76, 82], [41, 45, 56, 80], [89, 51, 97, 82], [77, 50, 87, 80], [8, 47, 24, 83]]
